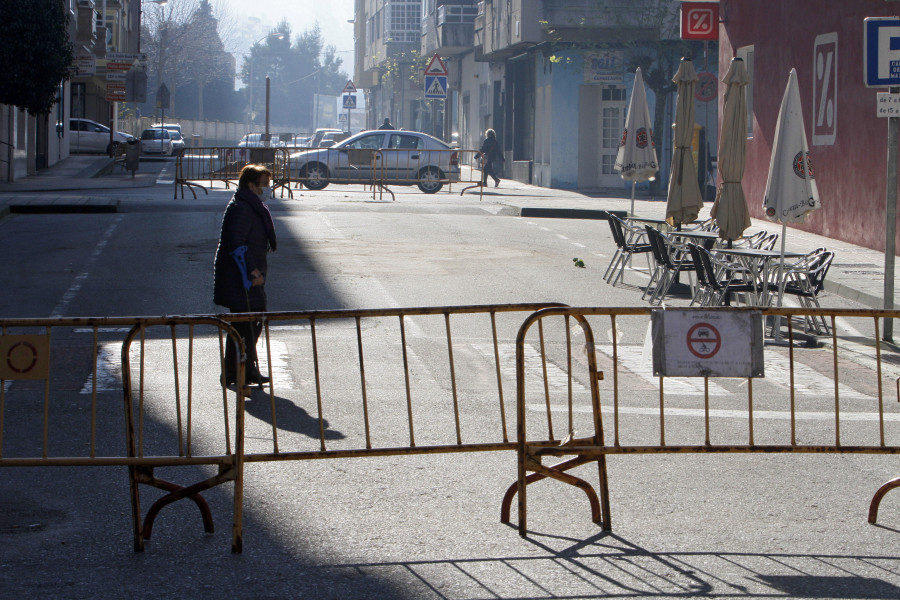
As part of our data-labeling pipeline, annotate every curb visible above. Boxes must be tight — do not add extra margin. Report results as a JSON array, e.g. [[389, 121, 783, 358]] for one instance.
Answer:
[[519, 208, 625, 220]]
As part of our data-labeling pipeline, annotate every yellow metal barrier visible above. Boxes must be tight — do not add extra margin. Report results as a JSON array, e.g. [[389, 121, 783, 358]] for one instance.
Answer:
[[174, 147, 294, 200], [505, 306, 900, 536], [0, 316, 248, 552]]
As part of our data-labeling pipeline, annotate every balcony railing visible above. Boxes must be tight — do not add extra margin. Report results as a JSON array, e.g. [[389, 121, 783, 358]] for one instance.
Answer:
[[438, 4, 478, 26]]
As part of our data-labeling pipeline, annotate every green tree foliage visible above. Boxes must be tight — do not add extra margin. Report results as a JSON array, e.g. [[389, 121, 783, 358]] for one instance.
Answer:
[[241, 22, 349, 128], [0, 0, 73, 114]]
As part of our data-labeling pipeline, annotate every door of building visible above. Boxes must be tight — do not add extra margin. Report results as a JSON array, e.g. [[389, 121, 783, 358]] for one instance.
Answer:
[[579, 85, 627, 188]]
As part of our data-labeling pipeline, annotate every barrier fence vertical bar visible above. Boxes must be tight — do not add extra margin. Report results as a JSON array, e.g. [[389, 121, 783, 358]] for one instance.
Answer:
[[658, 376, 665, 446], [42, 325, 51, 458], [399, 314, 416, 447], [187, 324, 194, 457], [170, 324, 184, 456], [445, 312, 462, 445], [310, 318, 326, 451], [264, 320, 279, 453], [356, 316, 371, 449], [611, 315, 620, 447], [875, 317, 886, 447], [538, 319, 554, 440], [832, 316, 841, 447], [490, 311, 509, 443], [565, 315, 574, 436], [91, 325, 99, 458], [704, 377, 710, 446], [789, 317, 797, 446], [748, 378, 755, 446], [138, 326, 146, 457], [516, 314, 528, 536]]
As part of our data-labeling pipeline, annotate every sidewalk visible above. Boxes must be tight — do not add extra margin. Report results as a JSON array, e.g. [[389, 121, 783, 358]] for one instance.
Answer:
[[1, 154, 896, 312]]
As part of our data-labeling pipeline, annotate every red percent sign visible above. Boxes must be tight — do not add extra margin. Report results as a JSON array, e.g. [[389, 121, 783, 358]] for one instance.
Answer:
[[687, 323, 721, 359], [6, 341, 39, 374]]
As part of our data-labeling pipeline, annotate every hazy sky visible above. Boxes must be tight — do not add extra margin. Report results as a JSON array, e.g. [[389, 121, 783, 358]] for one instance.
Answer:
[[219, 0, 356, 73]]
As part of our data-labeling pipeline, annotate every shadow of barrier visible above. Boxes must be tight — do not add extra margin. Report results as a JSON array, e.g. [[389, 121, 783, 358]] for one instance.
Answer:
[[174, 147, 294, 200], [3, 305, 899, 554], [283, 147, 485, 200], [505, 305, 900, 537], [0, 316, 248, 552]]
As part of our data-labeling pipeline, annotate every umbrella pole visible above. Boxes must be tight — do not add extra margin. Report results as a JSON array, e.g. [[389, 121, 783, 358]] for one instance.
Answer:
[[630, 181, 636, 216], [772, 221, 788, 341]]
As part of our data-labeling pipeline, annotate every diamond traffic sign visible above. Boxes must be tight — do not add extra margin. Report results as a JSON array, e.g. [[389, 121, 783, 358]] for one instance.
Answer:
[[342, 80, 357, 94], [425, 54, 447, 76], [424, 75, 447, 99]]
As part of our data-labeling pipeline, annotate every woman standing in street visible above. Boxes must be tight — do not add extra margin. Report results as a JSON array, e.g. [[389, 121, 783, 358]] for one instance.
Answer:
[[213, 164, 276, 386]]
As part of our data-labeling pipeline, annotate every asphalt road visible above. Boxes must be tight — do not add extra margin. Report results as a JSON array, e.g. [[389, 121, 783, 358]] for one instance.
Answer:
[[0, 173, 899, 599]]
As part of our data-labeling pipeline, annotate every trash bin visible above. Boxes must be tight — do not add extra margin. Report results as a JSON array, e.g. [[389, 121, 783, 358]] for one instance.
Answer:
[[125, 139, 140, 177]]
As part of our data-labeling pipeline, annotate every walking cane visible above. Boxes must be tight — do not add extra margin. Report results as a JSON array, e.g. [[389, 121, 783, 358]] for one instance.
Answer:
[[229, 245, 264, 385]]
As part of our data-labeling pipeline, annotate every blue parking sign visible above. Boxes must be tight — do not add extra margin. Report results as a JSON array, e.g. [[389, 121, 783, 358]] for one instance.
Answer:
[[865, 17, 900, 87]]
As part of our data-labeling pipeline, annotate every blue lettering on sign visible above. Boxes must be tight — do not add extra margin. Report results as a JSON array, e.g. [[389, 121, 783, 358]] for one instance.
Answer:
[[892, 61, 900, 76]]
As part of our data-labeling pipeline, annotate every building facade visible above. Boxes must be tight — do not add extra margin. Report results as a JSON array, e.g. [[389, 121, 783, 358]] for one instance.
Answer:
[[354, 0, 717, 192], [720, 0, 900, 253], [1, 0, 141, 182]]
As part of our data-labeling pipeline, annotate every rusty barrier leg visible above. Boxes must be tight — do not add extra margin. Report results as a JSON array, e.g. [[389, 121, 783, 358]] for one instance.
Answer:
[[121, 318, 247, 552]]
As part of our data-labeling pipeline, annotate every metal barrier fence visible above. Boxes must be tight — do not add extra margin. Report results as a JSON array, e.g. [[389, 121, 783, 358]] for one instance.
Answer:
[[505, 306, 900, 537], [175, 146, 494, 202], [0, 316, 248, 552], [174, 147, 294, 200], [4, 305, 898, 553]]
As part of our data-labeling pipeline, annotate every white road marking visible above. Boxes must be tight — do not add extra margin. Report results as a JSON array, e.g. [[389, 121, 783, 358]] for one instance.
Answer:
[[51, 216, 122, 318]]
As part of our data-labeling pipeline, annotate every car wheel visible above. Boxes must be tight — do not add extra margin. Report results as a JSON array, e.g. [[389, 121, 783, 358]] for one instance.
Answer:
[[301, 163, 330, 190], [417, 167, 444, 194]]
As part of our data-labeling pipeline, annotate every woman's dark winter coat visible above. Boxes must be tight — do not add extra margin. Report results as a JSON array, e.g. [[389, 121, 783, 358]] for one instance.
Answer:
[[213, 188, 275, 311]]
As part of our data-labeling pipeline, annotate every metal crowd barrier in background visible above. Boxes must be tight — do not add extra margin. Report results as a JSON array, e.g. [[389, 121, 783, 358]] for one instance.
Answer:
[[174, 147, 294, 200], [506, 306, 900, 536], [0, 316, 247, 552]]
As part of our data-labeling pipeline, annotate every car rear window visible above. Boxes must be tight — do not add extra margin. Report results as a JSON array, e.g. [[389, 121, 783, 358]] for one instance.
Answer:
[[141, 129, 165, 140]]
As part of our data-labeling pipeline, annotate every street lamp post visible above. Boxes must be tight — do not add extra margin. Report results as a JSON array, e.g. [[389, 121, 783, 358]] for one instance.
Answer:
[[247, 32, 285, 141]]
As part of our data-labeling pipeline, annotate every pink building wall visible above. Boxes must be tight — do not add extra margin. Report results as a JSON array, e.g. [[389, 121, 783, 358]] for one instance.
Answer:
[[720, 0, 900, 252]]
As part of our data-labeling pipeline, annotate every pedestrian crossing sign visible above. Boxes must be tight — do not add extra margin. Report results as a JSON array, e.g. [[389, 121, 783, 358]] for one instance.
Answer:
[[424, 75, 448, 99], [343, 94, 357, 109]]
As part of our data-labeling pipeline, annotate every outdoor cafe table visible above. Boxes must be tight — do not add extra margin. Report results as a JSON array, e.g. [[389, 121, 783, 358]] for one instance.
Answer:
[[713, 247, 807, 306]]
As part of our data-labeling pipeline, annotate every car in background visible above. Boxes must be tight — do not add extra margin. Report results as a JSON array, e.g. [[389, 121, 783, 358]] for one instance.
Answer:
[[238, 133, 286, 148], [288, 130, 459, 193], [153, 123, 182, 138], [140, 127, 174, 155], [318, 131, 350, 148], [308, 128, 343, 148], [168, 130, 186, 155], [69, 118, 134, 154]]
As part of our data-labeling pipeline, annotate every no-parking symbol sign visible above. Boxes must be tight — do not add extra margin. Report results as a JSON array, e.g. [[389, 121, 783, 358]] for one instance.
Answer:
[[651, 310, 764, 378]]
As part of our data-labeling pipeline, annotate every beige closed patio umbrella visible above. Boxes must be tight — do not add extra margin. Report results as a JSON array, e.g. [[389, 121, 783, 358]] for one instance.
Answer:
[[666, 57, 704, 227], [710, 57, 752, 242]]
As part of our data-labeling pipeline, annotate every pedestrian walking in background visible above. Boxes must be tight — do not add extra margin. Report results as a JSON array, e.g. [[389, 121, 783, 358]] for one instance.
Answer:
[[479, 128, 504, 187], [213, 164, 277, 386], [378, 118, 395, 130]]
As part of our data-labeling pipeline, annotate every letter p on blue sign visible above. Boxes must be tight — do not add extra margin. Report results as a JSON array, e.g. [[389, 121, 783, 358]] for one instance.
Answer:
[[865, 17, 900, 87]]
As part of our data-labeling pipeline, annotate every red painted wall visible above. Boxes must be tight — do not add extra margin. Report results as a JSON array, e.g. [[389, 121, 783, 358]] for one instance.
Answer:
[[720, 0, 900, 252]]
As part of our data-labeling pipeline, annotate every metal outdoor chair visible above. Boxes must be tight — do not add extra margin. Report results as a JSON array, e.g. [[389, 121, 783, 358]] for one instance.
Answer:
[[770, 249, 835, 334], [603, 214, 653, 287], [687, 243, 758, 307], [644, 226, 698, 305]]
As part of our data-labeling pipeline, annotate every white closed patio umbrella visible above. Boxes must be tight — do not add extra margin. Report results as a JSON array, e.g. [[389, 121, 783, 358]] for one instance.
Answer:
[[710, 57, 751, 243], [615, 67, 658, 216], [666, 57, 704, 227], [763, 68, 821, 338]]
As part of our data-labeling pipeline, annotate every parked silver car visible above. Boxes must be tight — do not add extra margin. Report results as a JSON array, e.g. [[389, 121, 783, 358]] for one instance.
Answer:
[[140, 128, 174, 155], [289, 130, 459, 193], [69, 118, 133, 154]]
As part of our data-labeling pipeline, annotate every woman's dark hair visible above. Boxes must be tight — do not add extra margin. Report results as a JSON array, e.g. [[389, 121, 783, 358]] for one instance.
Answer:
[[238, 164, 273, 190]]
